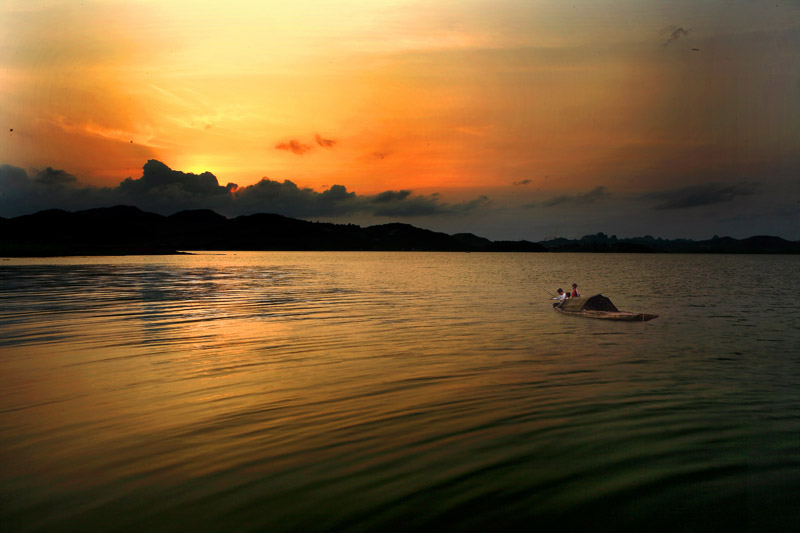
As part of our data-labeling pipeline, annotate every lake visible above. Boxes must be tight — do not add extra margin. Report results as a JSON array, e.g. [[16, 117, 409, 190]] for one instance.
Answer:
[[1, 252, 799, 531]]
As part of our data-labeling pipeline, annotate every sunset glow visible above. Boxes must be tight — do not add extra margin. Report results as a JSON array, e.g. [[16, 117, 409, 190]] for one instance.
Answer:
[[2, 0, 799, 239]]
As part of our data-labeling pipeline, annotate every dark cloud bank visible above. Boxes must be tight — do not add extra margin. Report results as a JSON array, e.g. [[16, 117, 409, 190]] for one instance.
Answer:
[[538, 186, 610, 208], [0, 160, 488, 219], [2, 161, 796, 242], [643, 183, 757, 209]]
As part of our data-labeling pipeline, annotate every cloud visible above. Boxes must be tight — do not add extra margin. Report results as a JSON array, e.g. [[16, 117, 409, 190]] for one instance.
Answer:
[[1, 164, 112, 215], [116, 159, 236, 212], [372, 190, 412, 203], [663, 26, 689, 47], [274, 134, 336, 154], [460, 195, 493, 212], [1, 160, 493, 221], [233, 179, 358, 217], [367, 192, 490, 217], [275, 139, 312, 154], [235, 180, 490, 219], [0, 165, 28, 189], [644, 183, 757, 209], [34, 167, 78, 186], [513, 179, 532, 186], [540, 186, 610, 207], [315, 134, 337, 148]]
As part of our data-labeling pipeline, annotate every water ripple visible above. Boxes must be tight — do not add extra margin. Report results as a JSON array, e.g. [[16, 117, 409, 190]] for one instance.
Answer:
[[2, 253, 800, 531]]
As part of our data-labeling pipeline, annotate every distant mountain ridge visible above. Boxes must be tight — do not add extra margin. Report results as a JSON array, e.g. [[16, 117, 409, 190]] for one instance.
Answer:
[[1, 207, 797, 256], [0, 206, 545, 256], [536, 231, 800, 254]]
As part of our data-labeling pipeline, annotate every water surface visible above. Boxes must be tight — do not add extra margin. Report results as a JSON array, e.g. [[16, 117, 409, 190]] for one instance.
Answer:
[[1, 252, 799, 531]]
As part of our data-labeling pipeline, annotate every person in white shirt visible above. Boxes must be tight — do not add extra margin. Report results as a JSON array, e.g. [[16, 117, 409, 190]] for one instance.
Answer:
[[552, 288, 566, 307]]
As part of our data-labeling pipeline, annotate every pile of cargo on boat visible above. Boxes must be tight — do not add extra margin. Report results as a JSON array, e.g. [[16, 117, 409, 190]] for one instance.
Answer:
[[554, 294, 658, 321]]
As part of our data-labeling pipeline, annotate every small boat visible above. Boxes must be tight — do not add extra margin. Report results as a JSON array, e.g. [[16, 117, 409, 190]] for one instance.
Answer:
[[554, 294, 658, 321]]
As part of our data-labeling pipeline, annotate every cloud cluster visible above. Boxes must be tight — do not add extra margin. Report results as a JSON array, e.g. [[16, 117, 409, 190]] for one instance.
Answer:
[[644, 183, 756, 209], [35, 167, 79, 186], [539, 186, 610, 207], [116, 160, 236, 212], [370, 193, 491, 217], [275, 139, 312, 155], [315, 134, 336, 148], [1, 160, 490, 220], [275, 133, 337, 155], [0, 164, 114, 215]]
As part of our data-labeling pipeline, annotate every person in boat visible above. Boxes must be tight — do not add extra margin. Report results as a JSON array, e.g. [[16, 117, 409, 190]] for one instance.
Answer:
[[571, 283, 580, 297], [552, 288, 566, 307]]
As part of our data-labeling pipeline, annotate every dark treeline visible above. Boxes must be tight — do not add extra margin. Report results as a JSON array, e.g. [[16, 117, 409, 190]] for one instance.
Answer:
[[1, 207, 798, 256], [538, 232, 800, 254]]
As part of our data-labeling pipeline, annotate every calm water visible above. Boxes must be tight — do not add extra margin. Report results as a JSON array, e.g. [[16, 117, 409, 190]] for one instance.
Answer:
[[1, 252, 799, 531]]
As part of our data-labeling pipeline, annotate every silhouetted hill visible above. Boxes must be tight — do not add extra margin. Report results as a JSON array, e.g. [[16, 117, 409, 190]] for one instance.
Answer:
[[452, 233, 493, 249], [450, 233, 546, 252], [486, 240, 547, 252], [2, 207, 174, 256], [538, 232, 800, 254], [364, 223, 465, 251], [2, 207, 797, 256], [0, 206, 545, 256]]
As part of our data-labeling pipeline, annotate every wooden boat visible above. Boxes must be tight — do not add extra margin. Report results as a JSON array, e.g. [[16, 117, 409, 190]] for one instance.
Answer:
[[553, 294, 658, 321]]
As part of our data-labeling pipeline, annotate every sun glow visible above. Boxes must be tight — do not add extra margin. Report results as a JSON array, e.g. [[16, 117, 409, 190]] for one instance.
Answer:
[[2, 0, 800, 238]]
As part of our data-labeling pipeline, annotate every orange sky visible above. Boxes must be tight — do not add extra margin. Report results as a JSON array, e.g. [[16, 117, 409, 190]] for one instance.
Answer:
[[2, 1, 799, 239]]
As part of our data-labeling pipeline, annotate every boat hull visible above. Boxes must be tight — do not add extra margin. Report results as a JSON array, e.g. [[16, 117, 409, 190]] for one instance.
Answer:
[[555, 308, 658, 321]]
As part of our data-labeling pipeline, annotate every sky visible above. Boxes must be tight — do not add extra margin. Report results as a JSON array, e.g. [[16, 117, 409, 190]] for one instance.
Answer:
[[2, 0, 799, 240]]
